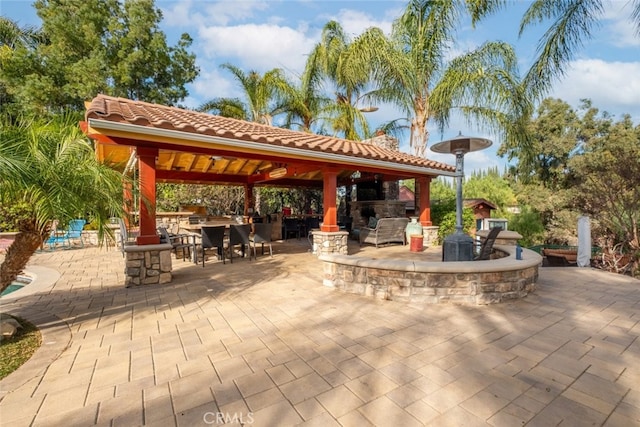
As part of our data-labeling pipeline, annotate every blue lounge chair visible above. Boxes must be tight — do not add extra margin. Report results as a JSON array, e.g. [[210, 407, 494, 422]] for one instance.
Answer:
[[46, 219, 86, 249]]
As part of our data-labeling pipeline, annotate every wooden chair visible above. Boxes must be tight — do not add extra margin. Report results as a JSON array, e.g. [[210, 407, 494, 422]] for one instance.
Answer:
[[474, 227, 502, 261]]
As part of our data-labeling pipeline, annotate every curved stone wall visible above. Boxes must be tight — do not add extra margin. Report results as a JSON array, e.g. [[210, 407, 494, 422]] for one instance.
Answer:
[[319, 245, 542, 305]]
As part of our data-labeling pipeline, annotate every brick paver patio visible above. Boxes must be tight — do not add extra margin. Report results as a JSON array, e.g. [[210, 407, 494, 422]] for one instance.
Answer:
[[1, 241, 638, 426]]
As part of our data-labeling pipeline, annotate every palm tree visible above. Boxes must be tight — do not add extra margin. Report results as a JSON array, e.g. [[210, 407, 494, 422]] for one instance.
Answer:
[[304, 21, 373, 140], [199, 63, 291, 126], [342, 0, 530, 157], [282, 63, 333, 134], [519, 0, 640, 98], [0, 112, 128, 292], [0, 16, 46, 49]]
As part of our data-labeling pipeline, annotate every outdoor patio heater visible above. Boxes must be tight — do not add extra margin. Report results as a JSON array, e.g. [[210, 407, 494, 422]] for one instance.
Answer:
[[431, 133, 492, 261]]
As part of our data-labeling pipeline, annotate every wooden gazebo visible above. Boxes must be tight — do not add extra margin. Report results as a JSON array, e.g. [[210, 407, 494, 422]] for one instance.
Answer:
[[82, 94, 456, 248]]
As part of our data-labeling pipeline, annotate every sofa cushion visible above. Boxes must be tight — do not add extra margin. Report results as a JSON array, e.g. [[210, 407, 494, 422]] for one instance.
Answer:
[[368, 217, 378, 229]]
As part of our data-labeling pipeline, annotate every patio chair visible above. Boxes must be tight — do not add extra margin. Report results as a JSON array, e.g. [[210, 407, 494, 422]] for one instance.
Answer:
[[158, 226, 191, 261], [227, 224, 254, 262], [304, 216, 321, 246], [250, 223, 273, 257], [45, 219, 86, 249], [198, 226, 226, 267], [474, 227, 501, 261], [283, 217, 301, 240], [118, 218, 138, 257]]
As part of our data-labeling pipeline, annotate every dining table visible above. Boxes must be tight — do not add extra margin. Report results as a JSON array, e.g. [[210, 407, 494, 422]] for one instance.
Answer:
[[179, 221, 244, 263]]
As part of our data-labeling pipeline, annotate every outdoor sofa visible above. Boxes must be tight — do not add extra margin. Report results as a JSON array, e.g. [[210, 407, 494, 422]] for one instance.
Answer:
[[359, 217, 410, 248]]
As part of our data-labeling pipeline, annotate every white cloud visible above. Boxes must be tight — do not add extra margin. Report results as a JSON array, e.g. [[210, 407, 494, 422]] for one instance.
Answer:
[[159, 0, 195, 27], [200, 0, 270, 26], [551, 59, 640, 121], [197, 23, 316, 74], [602, 1, 640, 48], [332, 8, 393, 37], [186, 65, 238, 107]]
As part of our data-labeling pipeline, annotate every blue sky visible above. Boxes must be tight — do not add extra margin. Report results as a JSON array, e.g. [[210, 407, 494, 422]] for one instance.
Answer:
[[3, 0, 640, 174]]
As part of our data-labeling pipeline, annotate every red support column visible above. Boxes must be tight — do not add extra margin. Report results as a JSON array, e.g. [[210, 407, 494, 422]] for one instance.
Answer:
[[136, 147, 160, 245], [122, 179, 134, 228], [417, 176, 432, 226], [321, 169, 339, 232]]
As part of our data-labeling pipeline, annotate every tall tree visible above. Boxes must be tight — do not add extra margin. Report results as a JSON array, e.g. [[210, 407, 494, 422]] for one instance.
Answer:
[[199, 63, 291, 126], [0, 17, 47, 114], [0, 112, 129, 292], [568, 113, 640, 275], [463, 168, 517, 210], [519, 0, 640, 98], [343, 0, 530, 157], [282, 60, 333, 134], [0, 0, 198, 113], [304, 21, 373, 140], [500, 97, 580, 188], [0, 16, 46, 49]]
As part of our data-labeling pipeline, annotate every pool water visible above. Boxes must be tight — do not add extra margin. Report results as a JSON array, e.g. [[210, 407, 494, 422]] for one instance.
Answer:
[[1, 276, 31, 296]]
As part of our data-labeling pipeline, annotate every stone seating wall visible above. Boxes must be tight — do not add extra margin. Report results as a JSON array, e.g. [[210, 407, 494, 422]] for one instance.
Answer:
[[320, 245, 542, 305]]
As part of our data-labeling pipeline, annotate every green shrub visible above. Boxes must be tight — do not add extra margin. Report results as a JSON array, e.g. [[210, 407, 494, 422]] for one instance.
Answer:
[[0, 202, 32, 232], [437, 208, 475, 244], [509, 207, 545, 247]]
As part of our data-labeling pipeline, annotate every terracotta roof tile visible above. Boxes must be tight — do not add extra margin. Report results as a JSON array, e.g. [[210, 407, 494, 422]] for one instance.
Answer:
[[85, 94, 454, 173]]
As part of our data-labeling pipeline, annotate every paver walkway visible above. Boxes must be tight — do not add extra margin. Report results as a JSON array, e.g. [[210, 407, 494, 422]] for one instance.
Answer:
[[0, 241, 639, 426]]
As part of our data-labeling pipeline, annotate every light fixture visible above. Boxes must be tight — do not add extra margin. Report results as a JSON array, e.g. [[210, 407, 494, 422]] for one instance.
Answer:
[[268, 167, 288, 179], [359, 106, 379, 113]]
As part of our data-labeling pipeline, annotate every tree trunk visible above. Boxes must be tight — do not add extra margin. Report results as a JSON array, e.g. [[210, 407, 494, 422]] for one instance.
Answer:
[[0, 231, 44, 293], [410, 106, 430, 158]]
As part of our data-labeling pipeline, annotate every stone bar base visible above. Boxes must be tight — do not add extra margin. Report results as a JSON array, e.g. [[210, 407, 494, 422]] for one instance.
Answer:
[[312, 231, 349, 256], [320, 245, 541, 305], [124, 243, 173, 287]]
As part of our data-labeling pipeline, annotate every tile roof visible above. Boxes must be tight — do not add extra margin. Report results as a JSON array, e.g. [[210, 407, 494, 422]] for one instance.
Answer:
[[85, 95, 455, 174]]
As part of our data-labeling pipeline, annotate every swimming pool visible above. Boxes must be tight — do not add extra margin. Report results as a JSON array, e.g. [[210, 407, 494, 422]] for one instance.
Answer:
[[1, 275, 32, 296]]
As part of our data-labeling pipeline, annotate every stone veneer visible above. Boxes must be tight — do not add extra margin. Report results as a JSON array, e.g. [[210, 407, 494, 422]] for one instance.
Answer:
[[319, 245, 541, 305], [311, 231, 349, 256], [124, 243, 173, 287], [350, 201, 407, 229]]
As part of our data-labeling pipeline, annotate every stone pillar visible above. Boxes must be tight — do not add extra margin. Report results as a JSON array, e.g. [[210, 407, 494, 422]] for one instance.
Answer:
[[312, 231, 349, 256], [124, 243, 173, 287]]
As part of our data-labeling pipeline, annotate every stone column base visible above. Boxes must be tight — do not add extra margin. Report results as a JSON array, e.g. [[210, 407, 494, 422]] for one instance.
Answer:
[[124, 243, 173, 287], [311, 231, 349, 256]]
